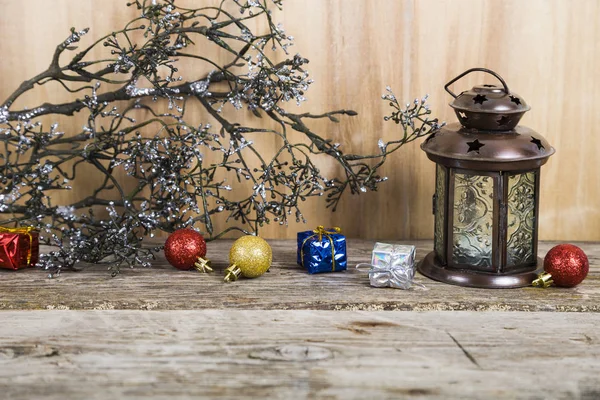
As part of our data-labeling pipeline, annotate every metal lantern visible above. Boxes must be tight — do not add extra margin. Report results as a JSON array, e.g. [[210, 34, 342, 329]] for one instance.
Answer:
[[418, 68, 555, 288]]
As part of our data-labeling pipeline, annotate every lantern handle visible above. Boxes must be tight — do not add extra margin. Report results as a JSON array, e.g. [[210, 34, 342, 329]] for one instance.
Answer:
[[444, 68, 510, 98]]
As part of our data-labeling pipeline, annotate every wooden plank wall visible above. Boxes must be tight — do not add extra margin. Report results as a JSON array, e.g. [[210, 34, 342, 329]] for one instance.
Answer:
[[0, 0, 598, 241]]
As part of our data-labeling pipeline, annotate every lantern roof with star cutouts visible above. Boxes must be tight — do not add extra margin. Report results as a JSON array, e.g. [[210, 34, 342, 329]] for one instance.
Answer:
[[423, 68, 555, 171], [421, 123, 555, 171], [444, 68, 530, 131]]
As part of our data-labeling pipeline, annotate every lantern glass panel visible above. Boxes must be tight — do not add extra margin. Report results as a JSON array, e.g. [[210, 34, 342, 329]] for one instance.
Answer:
[[434, 165, 446, 263], [452, 173, 494, 269], [506, 171, 537, 266]]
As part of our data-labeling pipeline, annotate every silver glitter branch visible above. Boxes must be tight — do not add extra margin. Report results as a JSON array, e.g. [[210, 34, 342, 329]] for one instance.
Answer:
[[0, 0, 441, 275]]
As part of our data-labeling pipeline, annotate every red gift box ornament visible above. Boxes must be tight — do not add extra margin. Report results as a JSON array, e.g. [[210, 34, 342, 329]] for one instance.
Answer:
[[0, 227, 39, 270]]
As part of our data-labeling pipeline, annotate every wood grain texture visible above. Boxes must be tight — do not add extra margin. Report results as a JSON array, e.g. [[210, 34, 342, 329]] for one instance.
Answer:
[[1, 310, 600, 399], [0, 240, 598, 312], [0, 0, 599, 241]]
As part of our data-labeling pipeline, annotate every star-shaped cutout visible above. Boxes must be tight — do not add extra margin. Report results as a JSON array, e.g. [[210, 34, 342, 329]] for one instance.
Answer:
[[497, 115, 511, 126], [466, 139, 485, 153], [509, 95, 521, 105], [473, 94, 488, 105], [483, 84, 496, 88], [531, 136, 544, 150]]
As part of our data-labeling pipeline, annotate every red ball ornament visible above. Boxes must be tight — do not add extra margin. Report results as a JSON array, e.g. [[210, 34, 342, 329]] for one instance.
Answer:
[[164, 229, 207, 270], [533, 244, 589, 288]]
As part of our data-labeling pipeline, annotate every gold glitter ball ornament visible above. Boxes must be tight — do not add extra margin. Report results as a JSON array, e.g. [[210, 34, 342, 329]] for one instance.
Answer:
[[224, 236, 273, 282]]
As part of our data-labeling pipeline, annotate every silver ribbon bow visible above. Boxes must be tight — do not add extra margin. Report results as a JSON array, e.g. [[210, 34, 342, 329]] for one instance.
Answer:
[[356, 243, 424, 290]]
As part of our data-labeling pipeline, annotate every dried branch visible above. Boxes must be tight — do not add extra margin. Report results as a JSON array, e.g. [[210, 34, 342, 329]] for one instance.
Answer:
[[0, 0, 442, 275]]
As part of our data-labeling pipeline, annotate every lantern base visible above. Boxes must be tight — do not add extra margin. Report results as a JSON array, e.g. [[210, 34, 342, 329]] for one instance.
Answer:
[[417, 252, 543, 289]]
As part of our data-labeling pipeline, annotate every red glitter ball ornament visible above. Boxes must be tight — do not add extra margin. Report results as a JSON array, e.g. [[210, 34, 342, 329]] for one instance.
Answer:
[[540, 244, 589, 288], [164, 229, 207, 270]]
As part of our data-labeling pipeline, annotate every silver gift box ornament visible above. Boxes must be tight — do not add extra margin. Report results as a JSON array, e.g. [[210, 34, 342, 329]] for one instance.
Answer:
[[359, 243, 417, 289]]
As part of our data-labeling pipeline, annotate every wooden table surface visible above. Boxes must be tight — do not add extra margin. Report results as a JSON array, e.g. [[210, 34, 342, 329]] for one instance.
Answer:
[[1, 239, 599, 399]]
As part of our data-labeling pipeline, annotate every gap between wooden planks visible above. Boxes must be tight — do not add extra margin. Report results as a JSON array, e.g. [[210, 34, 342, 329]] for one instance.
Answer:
[[0, 310, 598, 399]]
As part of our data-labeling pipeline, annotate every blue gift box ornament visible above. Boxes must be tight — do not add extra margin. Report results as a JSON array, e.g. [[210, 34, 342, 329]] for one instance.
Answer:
[[297, 226, 347, 274]]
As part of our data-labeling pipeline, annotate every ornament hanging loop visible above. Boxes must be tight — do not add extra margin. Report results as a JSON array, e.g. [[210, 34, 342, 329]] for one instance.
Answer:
[[532, 272, 554, 288], [224, 264, 242, 283], [194, 257, 213, 273]]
